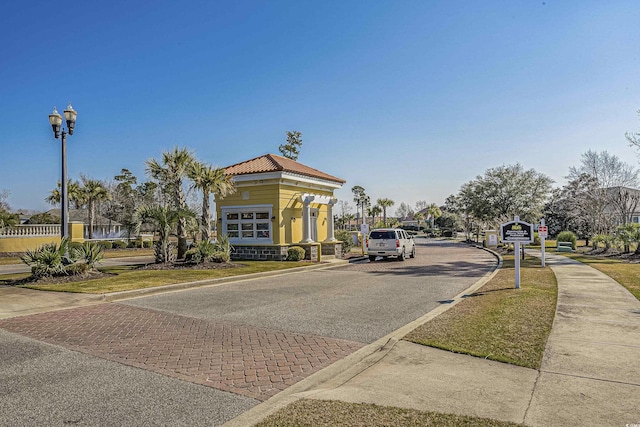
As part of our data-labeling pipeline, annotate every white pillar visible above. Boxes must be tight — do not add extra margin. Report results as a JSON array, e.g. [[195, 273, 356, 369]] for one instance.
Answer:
[[301, 195, 314, 243], [325, 199, 337, 242]]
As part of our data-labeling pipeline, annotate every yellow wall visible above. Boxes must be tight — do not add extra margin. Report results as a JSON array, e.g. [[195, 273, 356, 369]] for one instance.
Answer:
[[0, 236, 62, 253], [0, 222, 85, 253], [216, 181, 336, 246]]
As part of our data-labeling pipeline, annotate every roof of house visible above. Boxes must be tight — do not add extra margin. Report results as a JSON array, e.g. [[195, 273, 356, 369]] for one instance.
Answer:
[[224, 153, 346, 184]]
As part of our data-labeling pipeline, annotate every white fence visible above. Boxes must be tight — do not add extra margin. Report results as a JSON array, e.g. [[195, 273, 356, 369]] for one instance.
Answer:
[[0, 224, 61, 237]]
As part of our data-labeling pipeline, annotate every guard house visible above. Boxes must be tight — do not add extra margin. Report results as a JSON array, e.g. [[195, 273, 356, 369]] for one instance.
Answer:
[[216, 153, 345, 260]]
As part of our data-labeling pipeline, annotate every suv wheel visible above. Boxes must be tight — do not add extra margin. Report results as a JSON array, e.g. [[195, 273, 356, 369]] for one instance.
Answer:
[[369, 255, 376, 262], [398, 249, 406, 261], [410, 246, 416, 258]]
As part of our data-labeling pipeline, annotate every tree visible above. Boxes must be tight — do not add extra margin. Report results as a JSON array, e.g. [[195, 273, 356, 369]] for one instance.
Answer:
[[146, 147, 195, 259], [413, 212, 425, 230], [46, 180, 86, 209], [545, 173, 602, 242], [415, 200, 428, 212], [351, 186, 370, 227], [26, 212, 60, 224], [568, 150, 639, 189], [134, 204, 195, 264], [368, 204, 382, 227], [376, 198, 394, 227], [425, 203, 442, 228], [566, 150, 640, 236], [0, 189, 10, 211], [626, 109, 640, 152], [188, 161, 236, 241], [279, 130, 303, 161], [80, 176, 111, 239], [458, 164, 553, 226], [0, 210, 19, 228], [395, 202, 414, 220]]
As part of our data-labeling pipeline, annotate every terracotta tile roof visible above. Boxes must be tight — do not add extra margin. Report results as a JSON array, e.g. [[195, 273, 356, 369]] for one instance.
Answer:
[[224, 153, 345, 184]]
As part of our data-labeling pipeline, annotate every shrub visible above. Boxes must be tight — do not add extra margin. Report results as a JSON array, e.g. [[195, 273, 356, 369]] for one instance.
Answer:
[[65, 262, 90, 275], [213, 235, 233, 258], [101, 241, 113, 250], [112, 240, 127, 249], [533, 232, 541, 246], [184, 248, 203, 264], [185, 240, 216, 264], [556, 231, 577, 249], [287, 246, 306, 261], [142, 239, 152, 248], [21, 241, 68, 278], [335, 230, 354, 254], [20, 238, 104, 278], [71, 241, 105, 269], [210, 251, 230, 263]]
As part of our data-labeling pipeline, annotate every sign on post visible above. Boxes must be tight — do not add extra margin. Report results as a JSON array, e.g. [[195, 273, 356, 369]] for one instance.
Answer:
[[500, 219, 534, 243], [537, 225, 548, 238], [538, 220, 547, 267], [500, 216, 533, 289]]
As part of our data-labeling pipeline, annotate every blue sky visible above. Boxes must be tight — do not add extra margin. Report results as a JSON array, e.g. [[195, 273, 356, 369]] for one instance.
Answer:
[[1, 1, 639, 214]]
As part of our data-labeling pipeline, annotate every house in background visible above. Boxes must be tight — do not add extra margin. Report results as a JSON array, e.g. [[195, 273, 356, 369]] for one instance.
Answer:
[[216, 153, 345, 260], [45, 209, 122, 239]]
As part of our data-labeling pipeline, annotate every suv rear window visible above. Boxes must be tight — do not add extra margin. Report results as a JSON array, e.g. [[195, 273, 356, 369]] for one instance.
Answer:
[[370, 231, 396, 239]]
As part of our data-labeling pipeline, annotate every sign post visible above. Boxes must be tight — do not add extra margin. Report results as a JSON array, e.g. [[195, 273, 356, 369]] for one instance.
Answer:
[[538, 219, 548, 268], [500, 216, 534, 289]]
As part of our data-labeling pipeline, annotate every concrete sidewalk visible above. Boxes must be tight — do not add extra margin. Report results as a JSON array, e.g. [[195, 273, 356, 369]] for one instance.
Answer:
[[231, 252, 640, 426]]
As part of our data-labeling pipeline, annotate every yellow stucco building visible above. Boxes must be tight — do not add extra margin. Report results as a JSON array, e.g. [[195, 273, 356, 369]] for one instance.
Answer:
[[216, 153, 345, 260]]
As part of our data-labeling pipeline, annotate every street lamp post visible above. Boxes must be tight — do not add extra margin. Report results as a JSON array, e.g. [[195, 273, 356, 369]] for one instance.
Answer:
[[48, 103, 77, 240]]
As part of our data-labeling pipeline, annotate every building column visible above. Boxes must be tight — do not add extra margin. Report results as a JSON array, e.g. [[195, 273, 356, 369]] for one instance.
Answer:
[[324, 198, 337, 242], [301, 195, 315, 243]]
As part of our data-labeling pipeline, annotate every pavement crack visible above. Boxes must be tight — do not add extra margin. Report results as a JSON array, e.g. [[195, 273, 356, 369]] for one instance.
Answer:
[[539, 369, 640, 387], [522, 368, 542, 425]]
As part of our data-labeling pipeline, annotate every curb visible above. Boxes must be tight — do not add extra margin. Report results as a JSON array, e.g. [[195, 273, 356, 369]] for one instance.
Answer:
[[221, 244, 503, 427], [98, 259, 352, 302]]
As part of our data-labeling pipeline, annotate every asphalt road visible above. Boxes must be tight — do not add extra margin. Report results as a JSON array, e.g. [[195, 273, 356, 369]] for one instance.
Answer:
[[0, 239, 496, 426]]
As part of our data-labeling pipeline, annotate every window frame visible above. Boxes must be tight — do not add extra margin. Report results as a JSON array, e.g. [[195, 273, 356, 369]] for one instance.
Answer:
[[221, 205, 273, 244]]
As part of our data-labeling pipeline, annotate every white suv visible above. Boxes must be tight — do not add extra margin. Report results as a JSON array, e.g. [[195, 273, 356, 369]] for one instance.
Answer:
[[367, 228, 416, 261]]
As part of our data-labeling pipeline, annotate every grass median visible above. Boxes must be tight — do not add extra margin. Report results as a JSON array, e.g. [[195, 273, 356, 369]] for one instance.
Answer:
[[405, 255, 557, 369], [9, 261, 311, 294], [255, 399, 521, 427]]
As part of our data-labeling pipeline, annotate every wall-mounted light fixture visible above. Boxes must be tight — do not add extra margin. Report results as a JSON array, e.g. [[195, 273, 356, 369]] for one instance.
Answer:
[[271, 216, 276, 221], [291, 217, 296, 223]]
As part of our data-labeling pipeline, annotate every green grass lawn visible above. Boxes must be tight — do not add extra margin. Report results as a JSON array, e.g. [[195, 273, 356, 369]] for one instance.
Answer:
[[255, 399, 522, 427], [404, 256, 557, 369], [14, 261, 311, 294]]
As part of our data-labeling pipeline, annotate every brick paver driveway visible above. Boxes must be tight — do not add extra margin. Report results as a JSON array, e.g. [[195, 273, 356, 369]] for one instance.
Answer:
[[0, 239, 496, 425]]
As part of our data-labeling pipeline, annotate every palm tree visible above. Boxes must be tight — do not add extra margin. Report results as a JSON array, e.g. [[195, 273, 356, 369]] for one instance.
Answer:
[[146, 147, 195, 259], [46, 180, 86, 209], [376, 198, 394, 227], [188, 162, 236, 241], [414, 212, 425, 231], [134, 204, 195, 264], [426, 203, 442, 229], [0, 209, 19, 228], [80, 177, 110, 239], [368, 205, 382, 227]]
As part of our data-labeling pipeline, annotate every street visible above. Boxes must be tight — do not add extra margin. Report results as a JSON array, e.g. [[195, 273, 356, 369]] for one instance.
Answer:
[[0, 240, 496, 426]]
